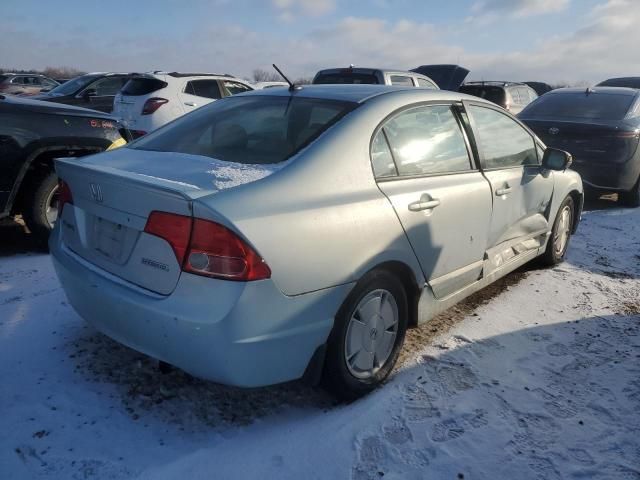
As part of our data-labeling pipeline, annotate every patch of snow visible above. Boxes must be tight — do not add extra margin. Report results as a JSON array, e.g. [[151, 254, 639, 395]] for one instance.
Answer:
[[206, 158, 290, 192], [0, 207, 638, 479]]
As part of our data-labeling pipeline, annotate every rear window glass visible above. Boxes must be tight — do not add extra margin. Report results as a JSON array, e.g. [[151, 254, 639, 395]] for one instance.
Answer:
[[132, 96, 357, 164], [0, 75, 8, 83], [521, 92, 635, 120], [597, 78, 640, 89], [314, 72, 379, 85], [460, 85, 506, 105], [48, 74, 100, 95], [122, 77, 167, 96]]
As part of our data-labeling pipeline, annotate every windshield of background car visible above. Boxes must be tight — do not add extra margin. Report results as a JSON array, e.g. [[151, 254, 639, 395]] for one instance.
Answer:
[[459, 85, 506, 105], [0, 75, 7, 83], [521, 92, 635, 120], [314, 72, 379, 84], [47, 74, 100, 95], [132, 96, 358, 164]]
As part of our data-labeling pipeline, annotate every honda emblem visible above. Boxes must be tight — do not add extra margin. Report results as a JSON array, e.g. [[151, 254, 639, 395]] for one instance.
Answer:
[[549, 127, 560, 135], [89, 183, 103, 203]]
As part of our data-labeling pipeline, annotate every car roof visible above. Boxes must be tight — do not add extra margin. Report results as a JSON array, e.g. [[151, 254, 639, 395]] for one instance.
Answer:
[[548, 86, 640, 97], [237, 84, 489, 104], [0, 92, 116, 117], [462, 81, 528, 88]]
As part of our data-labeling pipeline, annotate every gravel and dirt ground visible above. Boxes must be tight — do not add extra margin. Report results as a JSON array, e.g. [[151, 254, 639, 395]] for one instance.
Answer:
[[1, 195, 638, 479]]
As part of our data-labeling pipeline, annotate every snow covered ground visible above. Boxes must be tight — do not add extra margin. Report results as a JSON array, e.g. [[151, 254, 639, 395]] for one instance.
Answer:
[[1, 206, 639, 479]]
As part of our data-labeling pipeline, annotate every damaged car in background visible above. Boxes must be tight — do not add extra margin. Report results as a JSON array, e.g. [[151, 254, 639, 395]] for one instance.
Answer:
[[0, 94, 128, 243], [50, 85, 583, 398]]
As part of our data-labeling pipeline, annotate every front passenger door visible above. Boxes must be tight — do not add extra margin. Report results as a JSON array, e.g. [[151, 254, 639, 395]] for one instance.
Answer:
[[464, 102, 553, 268]]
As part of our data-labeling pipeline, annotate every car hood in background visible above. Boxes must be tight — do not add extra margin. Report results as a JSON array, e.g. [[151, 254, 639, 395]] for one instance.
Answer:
[[1, 94, 113, 118], [410, 64, 470, 91]]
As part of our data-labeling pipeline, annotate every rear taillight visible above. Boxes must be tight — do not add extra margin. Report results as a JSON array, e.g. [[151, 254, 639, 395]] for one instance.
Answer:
[[141, 97, 168, 115], [144, 211, 192, 265], [58, 179, 73, 216], [143, 211, 271, 281]]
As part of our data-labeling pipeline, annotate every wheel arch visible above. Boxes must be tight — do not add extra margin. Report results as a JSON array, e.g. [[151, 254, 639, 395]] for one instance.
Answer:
[[8, 145, 102, 215], [363, 260, 422, 329]]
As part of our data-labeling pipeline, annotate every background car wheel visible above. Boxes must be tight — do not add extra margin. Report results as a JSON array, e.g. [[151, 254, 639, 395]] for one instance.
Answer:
[[619, 177, 640, 208], [322, 270, 408, 400], [22, 170, 59, 246], [540, 195, 574, 266]]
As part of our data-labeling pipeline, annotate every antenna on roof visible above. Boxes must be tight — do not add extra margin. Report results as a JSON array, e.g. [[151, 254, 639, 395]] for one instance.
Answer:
[[272, 64, 299, 92]]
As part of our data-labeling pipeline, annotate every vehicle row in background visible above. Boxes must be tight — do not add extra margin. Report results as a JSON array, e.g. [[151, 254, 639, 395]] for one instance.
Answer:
[[0, 94, 128, 242], [0, 73, 59, 96], [311, 65, 541, 114]]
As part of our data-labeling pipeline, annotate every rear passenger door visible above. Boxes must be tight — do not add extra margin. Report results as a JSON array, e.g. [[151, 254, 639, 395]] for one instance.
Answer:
[[179, 80, 223, 113], [374, 103, 493, 298], [463, 102, 553, 269]]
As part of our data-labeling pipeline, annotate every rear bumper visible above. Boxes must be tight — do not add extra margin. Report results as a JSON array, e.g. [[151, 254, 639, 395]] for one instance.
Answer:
[[50, 228, 352, 387], [572, 157, 640, 191]]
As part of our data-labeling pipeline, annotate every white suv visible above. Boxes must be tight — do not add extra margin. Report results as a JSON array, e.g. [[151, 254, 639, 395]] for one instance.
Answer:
[[113, 72, 253, 137]]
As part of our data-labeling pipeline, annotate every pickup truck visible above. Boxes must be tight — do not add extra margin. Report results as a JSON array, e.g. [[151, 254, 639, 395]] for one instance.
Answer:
[[0, 94, 128, 243]]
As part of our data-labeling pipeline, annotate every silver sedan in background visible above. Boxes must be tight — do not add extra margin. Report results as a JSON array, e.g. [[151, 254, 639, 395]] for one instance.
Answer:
[[50, 85, 583, 399]]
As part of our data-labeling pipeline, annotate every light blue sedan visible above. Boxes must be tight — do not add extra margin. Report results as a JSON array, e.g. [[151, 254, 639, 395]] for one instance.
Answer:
[[50, 85, 583, 398]]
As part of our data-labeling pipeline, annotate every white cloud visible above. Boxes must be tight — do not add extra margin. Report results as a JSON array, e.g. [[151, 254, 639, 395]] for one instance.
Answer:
[[472, 0, 571, 18], [271, 0, 336, 19], [1, 0, 637, 85]]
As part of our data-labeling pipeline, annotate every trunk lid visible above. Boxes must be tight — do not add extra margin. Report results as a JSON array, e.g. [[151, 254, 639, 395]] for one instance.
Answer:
[[410, 64, 469, 91], [55, 148, 284, 295], [523, 119, 640, 164]]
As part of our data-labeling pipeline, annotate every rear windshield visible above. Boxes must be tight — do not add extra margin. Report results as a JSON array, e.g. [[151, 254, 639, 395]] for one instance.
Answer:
[[459, 85, 506, 105], [132, 96, 357, 164], [47, 74, 100, 95], [520, 92, 636, 120], [597, 78, 640, 89], [0, 75, 7, 83], [121, 77, 168, 96], [314, 72, 379, 85]]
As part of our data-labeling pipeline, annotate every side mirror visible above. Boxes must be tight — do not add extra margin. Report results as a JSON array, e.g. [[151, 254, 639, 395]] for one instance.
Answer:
[[542, 147, 572, 171], [82, 88, 97, 99]]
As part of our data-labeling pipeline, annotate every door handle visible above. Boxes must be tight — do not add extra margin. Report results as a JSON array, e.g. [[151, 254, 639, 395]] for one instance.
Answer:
[[184, 102, 197, 107], [495, 186, 512, 196], [408, 196, 441, 212]]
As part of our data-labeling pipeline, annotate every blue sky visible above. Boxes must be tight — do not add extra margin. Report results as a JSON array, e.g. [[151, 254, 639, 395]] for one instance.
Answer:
[[0, 0, 635, 83]]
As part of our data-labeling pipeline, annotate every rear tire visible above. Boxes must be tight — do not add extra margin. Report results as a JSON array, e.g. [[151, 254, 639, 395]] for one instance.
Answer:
[[619, 177, 640, 208], [22, 170, 59, 246], [322, 270, 408, 400], [540, 195, 574, 266]]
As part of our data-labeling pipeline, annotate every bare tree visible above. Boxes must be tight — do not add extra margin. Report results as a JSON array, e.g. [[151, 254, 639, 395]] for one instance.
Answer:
[[252, 68, 283, 83], [42, 66, 85, 79]]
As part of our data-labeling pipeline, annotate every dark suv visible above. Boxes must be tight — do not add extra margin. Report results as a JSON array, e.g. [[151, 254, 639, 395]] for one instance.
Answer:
[[460, 81, 538, 115], [0, 94, 128, 242], [31, 72, 135, 113]]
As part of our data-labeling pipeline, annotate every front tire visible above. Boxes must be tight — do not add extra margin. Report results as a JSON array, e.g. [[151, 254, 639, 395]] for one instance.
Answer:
[[540, 195, 574, 266], [22, 170, 59, 246], [619, 177, 640, 208], [322, 270, 408, 400]]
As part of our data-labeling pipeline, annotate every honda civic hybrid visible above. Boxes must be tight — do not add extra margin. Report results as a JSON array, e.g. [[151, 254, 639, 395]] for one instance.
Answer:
[[50, 85, 583, 398]]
